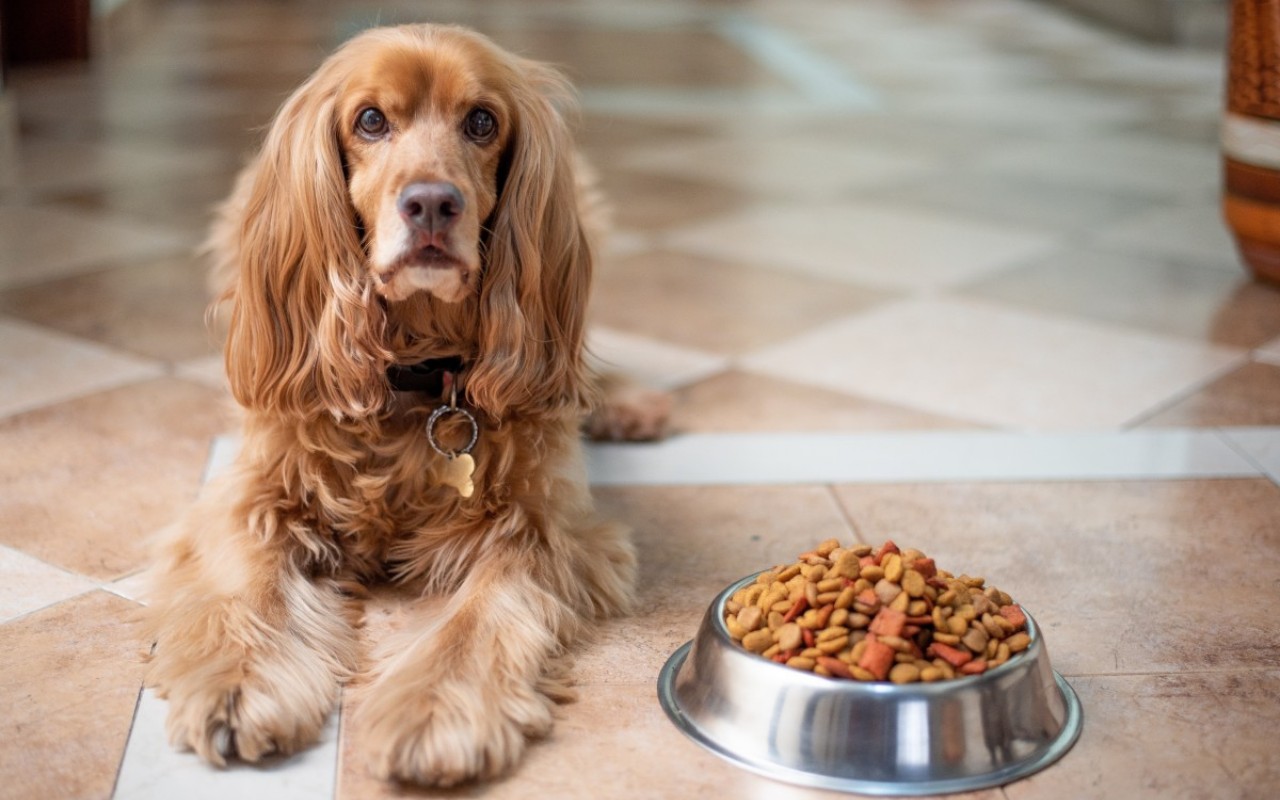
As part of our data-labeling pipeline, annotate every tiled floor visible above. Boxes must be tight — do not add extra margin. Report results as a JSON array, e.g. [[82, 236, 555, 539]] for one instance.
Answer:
[[2, 0, 1278, 798]]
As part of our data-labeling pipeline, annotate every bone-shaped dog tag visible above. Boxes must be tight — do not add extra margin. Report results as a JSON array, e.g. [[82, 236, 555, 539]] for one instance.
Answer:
[[426, 375, 479, 499], [441, 453, 475, 498]]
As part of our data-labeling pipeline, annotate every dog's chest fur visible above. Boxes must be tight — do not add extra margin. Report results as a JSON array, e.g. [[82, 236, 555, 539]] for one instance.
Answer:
[[259, 404, 581, 586]]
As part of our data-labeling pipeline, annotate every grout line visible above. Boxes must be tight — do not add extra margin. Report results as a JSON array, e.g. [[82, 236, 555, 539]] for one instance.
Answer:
[[1120, 350, 1254, 429], [331, 692, 345, 800], [111, 684, 146, 799], [1215, 426, 1280, 488], [0, 587, 99, 626], [585, 428, 1266, 486], [824, 484, 865, 542]]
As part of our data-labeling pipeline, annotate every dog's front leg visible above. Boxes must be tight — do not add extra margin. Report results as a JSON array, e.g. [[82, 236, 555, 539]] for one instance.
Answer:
[[142, 470, 358, 765], [359, 541, 586, 787]]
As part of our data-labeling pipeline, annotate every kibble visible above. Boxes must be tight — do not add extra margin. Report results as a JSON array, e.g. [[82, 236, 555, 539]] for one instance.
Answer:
[[724, 539, 1030, 684]]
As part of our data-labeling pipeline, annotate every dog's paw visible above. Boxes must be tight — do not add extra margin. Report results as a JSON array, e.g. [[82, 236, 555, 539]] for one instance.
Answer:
[[162, 677, 330, 766], [586, 383, 672, 442], [363, 676, 554, 786], [149, 629, 344, 767]]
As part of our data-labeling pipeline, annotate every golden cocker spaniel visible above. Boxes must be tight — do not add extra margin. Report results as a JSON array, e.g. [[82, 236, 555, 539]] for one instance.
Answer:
[[142, 24, 650, 786]]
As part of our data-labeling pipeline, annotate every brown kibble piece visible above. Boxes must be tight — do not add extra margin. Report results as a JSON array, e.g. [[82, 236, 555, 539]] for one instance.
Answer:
[[742, 629, 774, 653], [737, 605, 763, 632], [889, 663, 921, 684], [777, 622, 803, 652], [726, 539, 1029, 684]]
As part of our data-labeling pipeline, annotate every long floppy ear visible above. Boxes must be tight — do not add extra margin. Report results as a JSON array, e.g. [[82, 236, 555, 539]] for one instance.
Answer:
[[465, 61, 596, 420], [222, 59, 390, 421]]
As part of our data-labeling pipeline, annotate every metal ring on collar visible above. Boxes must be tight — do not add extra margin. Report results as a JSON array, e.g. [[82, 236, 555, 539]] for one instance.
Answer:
[[425, 404, 478, 457]]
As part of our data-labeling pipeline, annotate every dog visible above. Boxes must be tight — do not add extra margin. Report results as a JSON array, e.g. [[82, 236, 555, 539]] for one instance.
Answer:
[[142, 23, 659, 786]]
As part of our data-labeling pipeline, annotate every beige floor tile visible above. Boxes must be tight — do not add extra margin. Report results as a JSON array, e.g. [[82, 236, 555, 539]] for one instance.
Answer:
[[0, 316, 163, 420], [1137, 361, 1280, 427], [595, 484, 855, 624], [830, 480, 1280, 675], [591, 249, 896, 356], [594, 168, 749, 232], [1005, 672, 1280, 800], [576, 114, 709, 161], [0, 255, 221, 363], [740, 296, 1244, 429], [0, 591, 145, 800], [665, 202, 1058, 293], [671, 370, 981, 433], [0, 205, 189, 289], [960, 249, 1280, 349], [0, 378, 231, 580]]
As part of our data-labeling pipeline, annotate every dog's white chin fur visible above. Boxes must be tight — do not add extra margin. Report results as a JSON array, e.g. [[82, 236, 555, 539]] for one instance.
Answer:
[[378, 264, 471, 303]]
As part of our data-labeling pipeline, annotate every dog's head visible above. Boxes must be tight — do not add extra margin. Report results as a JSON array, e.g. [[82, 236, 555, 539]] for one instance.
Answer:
[[224, 25, 592, 420]]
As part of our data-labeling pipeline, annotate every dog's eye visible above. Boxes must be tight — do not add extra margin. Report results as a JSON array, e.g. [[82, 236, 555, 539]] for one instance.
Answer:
[[463, 108, 497, 143], [356, 107, 389, 138]]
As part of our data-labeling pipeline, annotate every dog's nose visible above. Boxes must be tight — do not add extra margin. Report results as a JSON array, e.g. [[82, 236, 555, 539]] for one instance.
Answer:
[[398, 182, 464, 232]]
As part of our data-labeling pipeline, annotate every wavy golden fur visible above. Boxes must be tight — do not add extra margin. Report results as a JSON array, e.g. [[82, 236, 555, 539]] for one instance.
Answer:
[[142, 24, 645, 786]]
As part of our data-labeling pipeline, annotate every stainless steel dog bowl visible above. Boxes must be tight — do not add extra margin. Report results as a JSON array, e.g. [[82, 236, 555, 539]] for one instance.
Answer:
[[658, 574, 1082, 795]]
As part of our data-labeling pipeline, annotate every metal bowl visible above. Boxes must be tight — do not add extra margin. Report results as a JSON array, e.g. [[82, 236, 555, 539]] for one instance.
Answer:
[[658, 574, 1082, 795]]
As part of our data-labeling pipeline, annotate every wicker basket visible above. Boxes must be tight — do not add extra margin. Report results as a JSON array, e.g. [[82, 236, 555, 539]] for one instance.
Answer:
[[1224, 0, 1280, 284]]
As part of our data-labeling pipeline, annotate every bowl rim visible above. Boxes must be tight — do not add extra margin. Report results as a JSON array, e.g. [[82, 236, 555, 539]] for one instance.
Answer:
[[712, 571, 1041, 693], [658, 640, 1083, 796]]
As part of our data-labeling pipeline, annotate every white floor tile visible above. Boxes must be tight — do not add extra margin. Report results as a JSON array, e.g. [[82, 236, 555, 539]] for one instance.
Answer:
[[587, 326, 729, 391], [620, 138, 938, 198], [205, 434, 242, 482], [1091, 203, 1242, 272], [896, 86, 1149, 135], [585, 429, 1260, 486], [1221, 427, 1280, 485], [0, 317, 164, 420], [664, 202, 1057, 292], [0, 137, 229, 195], [104, 569, 153, 605], [114, 689, 341, 800], [0, 544, 96, 623], [737, 297, 1244, 430], [973, 135, 1220, 200]]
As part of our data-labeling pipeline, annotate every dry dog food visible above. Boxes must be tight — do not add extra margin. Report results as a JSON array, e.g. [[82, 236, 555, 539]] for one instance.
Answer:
[[723, 539, 1030, 683]]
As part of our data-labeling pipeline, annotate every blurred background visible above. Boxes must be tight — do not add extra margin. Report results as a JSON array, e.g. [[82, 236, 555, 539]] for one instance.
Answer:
[[2, 1, 1279, 799]]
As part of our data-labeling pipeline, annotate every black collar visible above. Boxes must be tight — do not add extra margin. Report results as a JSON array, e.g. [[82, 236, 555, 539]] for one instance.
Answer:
[[386, 356, 465, 395]]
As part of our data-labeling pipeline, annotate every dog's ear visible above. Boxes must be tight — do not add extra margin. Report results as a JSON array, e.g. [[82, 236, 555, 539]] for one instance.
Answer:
[[221, 58, 390, 421], [465, 61, 595, 420]]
